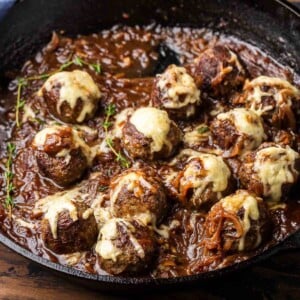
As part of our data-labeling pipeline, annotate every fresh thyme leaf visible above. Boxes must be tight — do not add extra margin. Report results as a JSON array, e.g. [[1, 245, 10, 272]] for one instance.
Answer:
[[98, 185, 108, 192], [103, 120, 112, 131], [7, 142, 16, 153], [197, 125, 209, 134], [17, 78, 28, 86], [74, 56, 84, 66], [17, 99, 25, 109], [102, 104, 130, 168], [92, 63, 101, 74], [106, 137, 113, 147], [116, 153, 130, 168], [73, 56, 101, 74], [105, 103, 116, 117]]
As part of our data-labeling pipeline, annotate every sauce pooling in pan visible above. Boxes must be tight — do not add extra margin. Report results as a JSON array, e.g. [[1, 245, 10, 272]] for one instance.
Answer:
[[0, 25, 300, 278]]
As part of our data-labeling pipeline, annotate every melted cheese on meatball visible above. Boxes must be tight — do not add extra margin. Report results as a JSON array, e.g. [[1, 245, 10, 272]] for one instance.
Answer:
[[176, 149, 231, 199], [33, 188, 91, 238], [110, 171, 154, 206], [96, 218, 145, 261], [33, 125, 95, 165], [33, 126, 62, 147], [130, 107, 171, 153], [183, 124, 210, 147], [157, 65, 200, 111], [95, 218, 122, 261], [221, 190, 260, 251], [253, 146, 299, 202], [41, 70, 101, 122], [243, 76, 300, 114], [217, 108, 265, 150]]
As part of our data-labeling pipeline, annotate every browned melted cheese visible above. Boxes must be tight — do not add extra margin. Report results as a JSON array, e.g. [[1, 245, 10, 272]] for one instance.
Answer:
[[0, 25, 300, 279]]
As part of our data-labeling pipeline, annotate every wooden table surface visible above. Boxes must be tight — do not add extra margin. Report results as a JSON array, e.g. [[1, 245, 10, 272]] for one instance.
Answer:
[[0, 243, 300, 299], [1, 1, 300, 299]]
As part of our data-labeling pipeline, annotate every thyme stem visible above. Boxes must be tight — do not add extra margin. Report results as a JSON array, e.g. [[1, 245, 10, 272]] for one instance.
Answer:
[[4, 142, 16, 217], [103, 104, 130, 168]]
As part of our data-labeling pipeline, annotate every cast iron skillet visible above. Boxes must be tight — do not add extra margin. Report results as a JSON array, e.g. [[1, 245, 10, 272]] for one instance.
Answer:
[[0, 0, 300, 291]]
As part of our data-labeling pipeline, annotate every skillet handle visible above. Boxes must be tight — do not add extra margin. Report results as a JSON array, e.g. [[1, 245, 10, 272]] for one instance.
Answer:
[[279, 230, 300, 251]]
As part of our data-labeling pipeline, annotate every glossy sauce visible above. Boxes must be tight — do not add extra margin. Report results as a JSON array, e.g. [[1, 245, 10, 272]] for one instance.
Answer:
[[0, 25, 299, 278]]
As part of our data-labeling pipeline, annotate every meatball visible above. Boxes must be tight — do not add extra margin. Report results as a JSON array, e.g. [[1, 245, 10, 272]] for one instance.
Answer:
[[32, 125, 92, 186], [38, 70, 101, 123], [110, 167, 168, 225], [38, 198, 98, 254], [192, 45, 246, 97], [238, 143, 300, 202], [151, 64, 201, 119], [271, 128, 297, 149], [203, 190, 271, 254], [163, 149, 233, 209], [121, 107, 182, 160], [233, 76, 300, 129], [210, 108, 265, 157], [96, 218, 157, 275]]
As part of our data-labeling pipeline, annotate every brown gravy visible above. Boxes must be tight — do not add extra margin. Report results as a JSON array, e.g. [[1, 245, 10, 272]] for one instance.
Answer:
[[0, 25, 299, 278]]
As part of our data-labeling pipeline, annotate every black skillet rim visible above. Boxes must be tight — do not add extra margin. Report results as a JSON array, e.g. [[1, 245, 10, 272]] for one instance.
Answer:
[[0, 0, 299, 287]]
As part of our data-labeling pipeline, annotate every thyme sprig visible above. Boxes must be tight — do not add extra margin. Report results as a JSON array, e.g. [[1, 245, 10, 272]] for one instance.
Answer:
[[15, 56, 101, 127], [103, 104, 130, 168], [4, 142, 16, 217], [197, 125, 209, 134], [74, 56, 101, 74]]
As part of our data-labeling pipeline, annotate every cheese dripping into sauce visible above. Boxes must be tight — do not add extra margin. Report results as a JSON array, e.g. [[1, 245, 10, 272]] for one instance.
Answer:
[[33, 188, 91, 239], [221, 190, 261, 251], [95, 218, 145, 262], [41, 70, 101, 122], [170, 149, 231, 202], [253, 145, 299, 202], [216, 108, 265, 152], [33, 125, 95, 165]]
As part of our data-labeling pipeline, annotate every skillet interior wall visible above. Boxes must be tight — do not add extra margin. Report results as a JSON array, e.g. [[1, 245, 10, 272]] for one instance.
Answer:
[[0, 0, 299, 80]]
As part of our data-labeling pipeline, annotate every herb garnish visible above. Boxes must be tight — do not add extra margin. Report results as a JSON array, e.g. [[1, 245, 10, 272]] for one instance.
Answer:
[[103, 104, 130, 168], [74, 57, 101, 74], [15, 56, 101, 127], [98, 185, 108, 192], [197, 125, 209, 134], [4, 142, 16, 217]]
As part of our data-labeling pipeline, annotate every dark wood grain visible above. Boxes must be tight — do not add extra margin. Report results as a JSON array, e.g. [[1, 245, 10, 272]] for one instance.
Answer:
[[0, 242, 299, 300]]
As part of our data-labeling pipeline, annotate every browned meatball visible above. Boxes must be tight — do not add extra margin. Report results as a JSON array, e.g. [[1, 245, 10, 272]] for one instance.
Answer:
[[38, 70, 101, 123], [39, 199, 98, 254], [151, 64, 201, 119], [161, 149, 233, 210], [192, 45, 246, 97], [210, 108, 265, 157], [32, 125, 92, 186], [203, 190, 271, 254], [110, 167, 168, 225], [233, 76, 300, 129], [238, 143, 300, 202], [270, 128, 297, 149], [121, 107, 182, 160], [96, 218, 157, 275]]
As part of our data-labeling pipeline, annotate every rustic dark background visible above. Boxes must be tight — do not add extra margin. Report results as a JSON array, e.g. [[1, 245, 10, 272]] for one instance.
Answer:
[[0, 1, 300, 299]]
